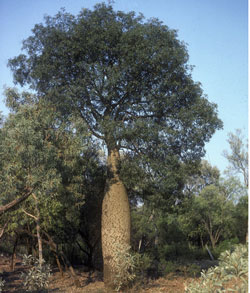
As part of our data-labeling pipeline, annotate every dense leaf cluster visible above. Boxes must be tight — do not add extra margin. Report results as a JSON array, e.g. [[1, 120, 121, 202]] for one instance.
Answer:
[[8, 3, 222, 161]]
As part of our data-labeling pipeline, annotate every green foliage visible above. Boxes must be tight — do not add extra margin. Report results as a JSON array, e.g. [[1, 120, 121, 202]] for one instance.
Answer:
[[7, 3, 222, 205], [180, 182, 236, 248], [185, 263, 202, 277], [137, 253, 153, 273], [212, 238, 239, 258], [0, 99, 63, 206], [110, 244, 156, 291], [161, 260, 179, 275], [0, 94, 105, 267], [109, 243, 138, 291], [20, 254, 51, 292], [184, 160, 221, 196], [160, 260, 201, 277], [223, 129, 248, 188], [3, 4, 243, 289], [159, 242, 207, 261], [233, 195, 248, 242], [185, 244, 248, 292]]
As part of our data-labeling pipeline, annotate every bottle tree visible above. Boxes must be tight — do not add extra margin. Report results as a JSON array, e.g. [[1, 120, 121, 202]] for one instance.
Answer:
[[7, 3, 222, 289]]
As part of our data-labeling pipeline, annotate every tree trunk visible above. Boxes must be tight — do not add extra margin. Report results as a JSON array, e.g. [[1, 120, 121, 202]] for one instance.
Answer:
[[10, 236, 18, 271], [101, 148, 131, 290], [23, 194, 43, 266], [43, 231, 81, 287], [210, 234, 216, 249], [0, 222, 8, 240], [200, 234, 204, 249], [33, 194, 43, 267], [54, 252, 64, 276]]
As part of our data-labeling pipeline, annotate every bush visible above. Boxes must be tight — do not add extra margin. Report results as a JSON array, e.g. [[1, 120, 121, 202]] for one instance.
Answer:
[[159, 242, 208, 261], [185, 244, 248, 292], [109, 243, 138, 292], [136, 253, 153, 277], [160, 260, 179, 275], [159, 260, 201, 277], [0, 278, 5, 293], [109, 244, 155, 291], [20, 254, 51, 292], [212, 238, 239, 258]]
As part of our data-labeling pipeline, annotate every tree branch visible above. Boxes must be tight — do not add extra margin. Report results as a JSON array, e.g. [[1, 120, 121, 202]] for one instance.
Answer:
[[0, 188, 33, 216], [76, 240, 90, 257], [78, 110, 105, 140], [0, 222, 8, 240], [22, 209, 38, 221]]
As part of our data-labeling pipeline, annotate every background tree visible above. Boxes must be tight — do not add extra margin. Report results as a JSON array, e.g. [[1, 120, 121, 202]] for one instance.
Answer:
[[0, 91, 98, 284], [7, 3, 222, 289], [233, 195, 248, 242], [223, 129, 248, 188], [223, 129, 248, 243], [0, 91, 61, 216], [180, 160, 243, 250], [183, 160, 220, 197]]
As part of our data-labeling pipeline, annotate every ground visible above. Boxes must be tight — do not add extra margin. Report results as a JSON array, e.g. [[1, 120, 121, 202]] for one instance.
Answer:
[[0, 254, 216, 292]]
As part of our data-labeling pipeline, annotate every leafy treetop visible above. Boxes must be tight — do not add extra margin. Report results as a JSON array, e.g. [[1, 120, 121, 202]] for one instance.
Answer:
[[8, 3, 222, 166]]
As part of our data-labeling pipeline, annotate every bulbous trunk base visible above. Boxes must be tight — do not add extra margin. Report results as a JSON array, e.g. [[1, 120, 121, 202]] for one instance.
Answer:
[[101, 148, 130, 290]]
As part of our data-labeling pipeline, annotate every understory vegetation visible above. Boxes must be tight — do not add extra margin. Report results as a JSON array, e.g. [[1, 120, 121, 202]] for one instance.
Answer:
[[0, 115, 247, 291], [185, 244, 248, 292]]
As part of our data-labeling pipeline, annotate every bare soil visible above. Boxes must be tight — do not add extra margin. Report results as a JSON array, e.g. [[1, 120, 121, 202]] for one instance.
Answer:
[[0, 254, 216, 292]]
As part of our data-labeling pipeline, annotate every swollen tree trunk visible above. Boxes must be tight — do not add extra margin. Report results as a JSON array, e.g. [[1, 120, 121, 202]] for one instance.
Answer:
[[101, 148, 131, 290]]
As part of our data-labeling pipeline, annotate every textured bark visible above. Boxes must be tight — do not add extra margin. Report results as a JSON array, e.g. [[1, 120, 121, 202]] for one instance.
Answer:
[[102, 148, 131, 290]]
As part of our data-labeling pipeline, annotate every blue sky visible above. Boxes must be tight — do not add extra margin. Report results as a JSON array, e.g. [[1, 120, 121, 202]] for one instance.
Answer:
[[0, 0, 248, 174]]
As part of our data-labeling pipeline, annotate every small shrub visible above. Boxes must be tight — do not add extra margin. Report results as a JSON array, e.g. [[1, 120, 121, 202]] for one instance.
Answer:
[[109, 243, 138, 292], [160, 260, 201, 277], [160, 260, 178, 275], [0, 277, 5, 293], [136, 253, 153, 277], [185, 244, 248, 292], [159, 242, 208, 261], [212, 238, 239, 258], [189, 247, 208, 260], [184, 263, 201, 277], [20, 254, 51, 292], [159, 243, 178, 260]]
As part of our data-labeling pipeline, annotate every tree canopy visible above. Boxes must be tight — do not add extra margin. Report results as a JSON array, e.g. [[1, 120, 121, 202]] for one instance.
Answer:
[[8, 3, 222, 162]]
